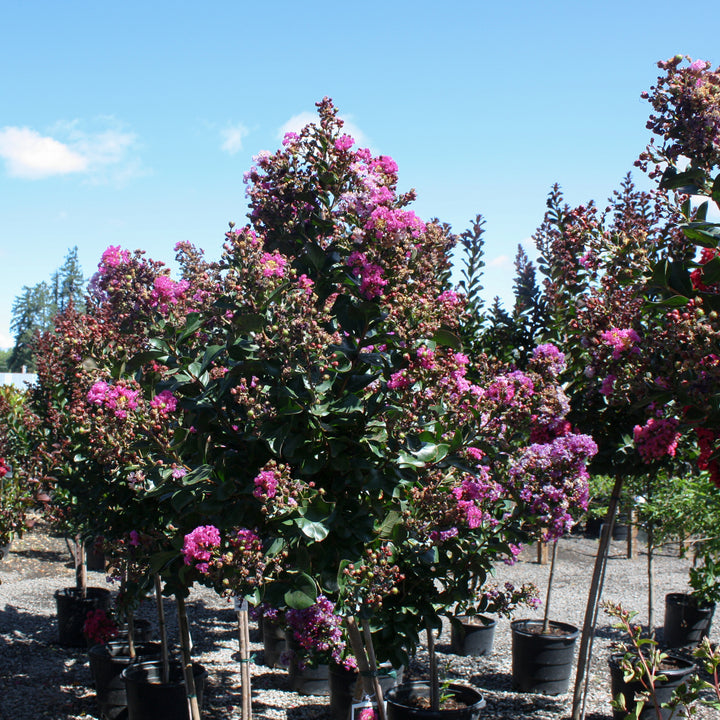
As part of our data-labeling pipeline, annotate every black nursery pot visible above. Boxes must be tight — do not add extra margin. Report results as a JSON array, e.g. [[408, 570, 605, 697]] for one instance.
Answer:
[[511, 619, 579, 695], [663, 592, 716, 648], [450, 615, 496, 657], [54, 587, 111, 647], [122, 660, 207, 720], [386, 681, 486, 720], [608, 653, 695, 720], [89, 641, 161, 720], [329, 662, 404, 720]]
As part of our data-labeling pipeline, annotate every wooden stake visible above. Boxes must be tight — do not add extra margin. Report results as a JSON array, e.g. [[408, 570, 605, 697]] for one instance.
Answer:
[[571, 472, 623, 720], [176, 594, 201, 720], [235, 598, 252, 720], [345, 616, 387, 720], [154, 574, 170, 684]]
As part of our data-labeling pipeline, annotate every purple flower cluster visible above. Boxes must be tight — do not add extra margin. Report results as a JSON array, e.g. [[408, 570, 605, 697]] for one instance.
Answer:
[[509, 433, 597, 540], [285, 596, 354, 669]]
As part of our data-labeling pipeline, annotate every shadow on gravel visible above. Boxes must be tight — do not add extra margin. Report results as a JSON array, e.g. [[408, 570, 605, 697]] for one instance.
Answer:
[[468, 669, 513, 691], [0, 604, 98, 719]]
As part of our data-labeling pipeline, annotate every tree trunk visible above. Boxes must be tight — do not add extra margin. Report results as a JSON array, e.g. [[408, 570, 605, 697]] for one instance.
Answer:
[[176, 595, 201, 720], [571, 471, 624, 720]]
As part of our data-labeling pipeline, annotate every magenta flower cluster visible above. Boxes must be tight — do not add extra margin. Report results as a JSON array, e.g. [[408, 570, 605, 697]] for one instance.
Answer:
[[633, 416, 681, 463], [182, 524, 221, 574], [150, 390, 178, 415], [150, 275, 190, 313], [87, 381, 141, 420], [600, 327, 641, 360]]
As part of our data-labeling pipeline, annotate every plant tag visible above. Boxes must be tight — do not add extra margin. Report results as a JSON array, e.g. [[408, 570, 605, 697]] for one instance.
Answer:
[[350, 699, 378, 720], [233, 596, 248, 612]]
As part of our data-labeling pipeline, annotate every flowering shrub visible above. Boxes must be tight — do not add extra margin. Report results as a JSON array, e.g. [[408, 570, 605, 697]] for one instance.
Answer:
[[284, 596, 355, 670], [83, 608, 119, 645], [470, 581, 541, 618]]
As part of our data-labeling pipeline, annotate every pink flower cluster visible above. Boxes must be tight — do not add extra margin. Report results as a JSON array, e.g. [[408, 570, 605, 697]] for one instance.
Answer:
[[600, 327, 641, 359], [151, 275, 190, 312], [260, 251, 287, 278], [348, 251, 387, 299], [253, 468, 279, 499], [182, 524, 221, 574], [87, 381, 141, 419], [98, 245, 130, 272], [150, 390, 178, 415], [364, 205, 426, 240], [633, 417, 681, 463]]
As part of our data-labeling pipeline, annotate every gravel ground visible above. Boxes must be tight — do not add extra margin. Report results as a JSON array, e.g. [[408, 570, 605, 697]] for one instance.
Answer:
[[0, 522, 717, 720]]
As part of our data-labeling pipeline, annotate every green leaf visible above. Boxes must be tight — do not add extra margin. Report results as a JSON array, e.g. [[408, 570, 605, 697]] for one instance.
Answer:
[[712, 173, 720, 205], [284, 572, 317, 609], [659, 166, 705, 194], [296, 517, 330, 541], [682, 222, 720, 249], [700, 256, 720, 285], [432, 328, 462, 350]]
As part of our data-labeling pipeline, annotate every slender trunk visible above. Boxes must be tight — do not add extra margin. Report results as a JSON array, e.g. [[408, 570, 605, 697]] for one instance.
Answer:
[[571, 472, 624, 720], [542, 539, 559, 633], [344, 616, 387, 720], [235, 599, 252, 720], [75, 535, 87, 596], [427, 625, 439, 712], [154, 574, 170, 684], [647, 523, 655, 638], [176, 594, 201, 720], [362, 619, 386, 719]]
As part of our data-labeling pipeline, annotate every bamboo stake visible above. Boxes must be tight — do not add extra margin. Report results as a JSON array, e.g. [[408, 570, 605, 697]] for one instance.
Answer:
[[154, 574, 170, 684], [235, 598, 252, 720], [571, 471, 624, 720], [176, 594, 201, 720]]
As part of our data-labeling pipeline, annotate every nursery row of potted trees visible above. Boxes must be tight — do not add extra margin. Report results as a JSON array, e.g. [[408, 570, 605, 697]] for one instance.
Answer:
[[2, 54, 720, 719]]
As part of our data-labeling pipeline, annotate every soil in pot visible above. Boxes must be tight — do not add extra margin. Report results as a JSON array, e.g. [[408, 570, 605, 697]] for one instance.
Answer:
[[663, 592, 715, 648], [450, 615, 496, 657], [122, 659, 207, 720], [54, 587, 111, 647], [89, 640, 161, 720], [608, 652, 695, 720], [511, 619, 579, 695], [386, 681, 486, 720]]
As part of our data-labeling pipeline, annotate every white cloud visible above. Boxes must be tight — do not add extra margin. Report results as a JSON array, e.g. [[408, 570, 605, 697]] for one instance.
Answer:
[[278, 112, 317, 139], [0, 329, 13, 350], [488, 254, 511, 268], [221, 123, 249, 155], [278, 111, 369, 148], [0, 127, 87, 179], [0, 119, 142, 183]]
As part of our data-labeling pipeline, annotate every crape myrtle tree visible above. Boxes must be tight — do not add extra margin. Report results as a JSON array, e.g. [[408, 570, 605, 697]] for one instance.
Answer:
[[95, 99, 596, 713]]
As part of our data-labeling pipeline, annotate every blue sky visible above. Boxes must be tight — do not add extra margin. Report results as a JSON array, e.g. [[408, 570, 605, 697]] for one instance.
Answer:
[[1, 0, 718, 349]]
